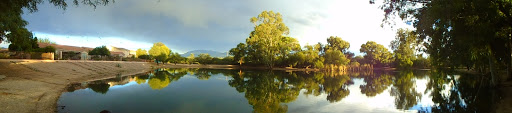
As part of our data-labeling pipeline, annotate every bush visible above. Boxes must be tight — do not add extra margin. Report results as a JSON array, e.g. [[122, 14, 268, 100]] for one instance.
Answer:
[[413, 57, 431, 69], [138, 55, 153, 60], [34, 46, 56, 53], [89, 46, 110, 56], [314, 60, 324, 69], [0, 53, 10, 59]]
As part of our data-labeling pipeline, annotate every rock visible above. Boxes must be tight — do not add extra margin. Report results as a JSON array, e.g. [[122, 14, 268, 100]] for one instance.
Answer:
[[0, 75, 5, 80]]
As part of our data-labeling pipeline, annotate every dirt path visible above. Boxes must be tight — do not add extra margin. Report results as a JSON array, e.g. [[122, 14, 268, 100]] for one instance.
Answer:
[[0, 59, 154, 113]]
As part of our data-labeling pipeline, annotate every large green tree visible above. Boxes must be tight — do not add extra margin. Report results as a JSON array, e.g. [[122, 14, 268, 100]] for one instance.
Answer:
[[391, 28, 418, 69], [246, 11, 290, 68], [277, 36, 301, 66], [323, 36, 351, 66], [325, 36, 350, 53], [323, 49, 350, 66], [360, 41, 393, 67]]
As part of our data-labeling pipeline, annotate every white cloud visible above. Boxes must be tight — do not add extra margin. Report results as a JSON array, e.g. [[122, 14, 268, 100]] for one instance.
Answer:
[[20, 0, 413, 53]]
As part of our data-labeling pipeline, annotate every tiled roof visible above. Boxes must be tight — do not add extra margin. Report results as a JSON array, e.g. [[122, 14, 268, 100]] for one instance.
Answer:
[[111, 52, 125, 55], [38, 43, 93, 52]]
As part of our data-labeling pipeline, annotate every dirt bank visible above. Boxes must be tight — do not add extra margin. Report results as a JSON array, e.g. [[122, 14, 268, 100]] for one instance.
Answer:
[[162, 64, 322, 71], [0, 59, 154, 113]]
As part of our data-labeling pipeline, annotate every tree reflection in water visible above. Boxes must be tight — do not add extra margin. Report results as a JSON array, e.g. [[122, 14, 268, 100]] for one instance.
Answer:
[[390, 70, 422, 110], [425, 69, 497, 113], [67, 68, 499, 113], [148, 68, 188, 90]]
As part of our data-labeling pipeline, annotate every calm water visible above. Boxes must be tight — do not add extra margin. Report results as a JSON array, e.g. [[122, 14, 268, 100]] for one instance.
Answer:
[[58, 68, 499, 113]]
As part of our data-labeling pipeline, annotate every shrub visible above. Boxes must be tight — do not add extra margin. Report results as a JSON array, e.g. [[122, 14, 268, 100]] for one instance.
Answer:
[[0, 53, 10, 59]]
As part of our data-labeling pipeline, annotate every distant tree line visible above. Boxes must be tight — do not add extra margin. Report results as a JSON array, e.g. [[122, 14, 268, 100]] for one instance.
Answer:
[[134, 42, 235, 65], [132, 11, 430, 70], [228, 11, 430, 70]]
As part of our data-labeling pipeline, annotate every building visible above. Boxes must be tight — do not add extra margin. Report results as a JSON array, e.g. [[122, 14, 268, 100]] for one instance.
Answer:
[[106, 46, 134, 58], [110, 52, 126, 57], [38, 43, 93, 60]]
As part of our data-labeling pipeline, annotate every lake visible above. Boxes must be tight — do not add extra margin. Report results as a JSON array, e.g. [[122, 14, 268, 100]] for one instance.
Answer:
[[57, 68, 499, 113]]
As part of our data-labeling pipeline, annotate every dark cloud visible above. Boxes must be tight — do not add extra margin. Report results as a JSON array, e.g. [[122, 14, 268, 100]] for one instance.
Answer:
[[22, 0, 261, 52], [21, 0, 361, 52]]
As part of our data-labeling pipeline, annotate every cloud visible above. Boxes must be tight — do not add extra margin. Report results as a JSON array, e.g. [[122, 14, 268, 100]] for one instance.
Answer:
[[21, 0, 411, 53]]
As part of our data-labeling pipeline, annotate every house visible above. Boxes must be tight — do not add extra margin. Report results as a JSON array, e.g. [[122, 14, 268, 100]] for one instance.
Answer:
[[110, 52, 126, 57], [38, 43, 93, 60], [107, 46, 134, 58]]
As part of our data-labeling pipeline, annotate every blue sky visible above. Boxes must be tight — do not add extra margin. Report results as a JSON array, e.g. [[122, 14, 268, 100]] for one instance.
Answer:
[[1, 0, 412, 54]]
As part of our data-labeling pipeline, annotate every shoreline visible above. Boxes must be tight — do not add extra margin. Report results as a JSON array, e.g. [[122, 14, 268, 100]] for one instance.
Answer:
[[0, 60, 510, 112], [0, 59, 155, 113]]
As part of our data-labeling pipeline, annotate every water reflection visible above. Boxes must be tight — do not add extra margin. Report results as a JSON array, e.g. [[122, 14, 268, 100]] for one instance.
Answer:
[[61, 68, 500, 113]]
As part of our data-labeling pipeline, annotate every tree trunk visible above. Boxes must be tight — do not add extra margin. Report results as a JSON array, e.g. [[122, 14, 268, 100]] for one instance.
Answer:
[[488, 53, 496, 87], [509, 33, 512, 81]]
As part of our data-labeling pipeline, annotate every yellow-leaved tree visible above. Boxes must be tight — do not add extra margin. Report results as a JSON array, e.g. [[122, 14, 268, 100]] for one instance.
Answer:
[[149, 42, 170, 63]]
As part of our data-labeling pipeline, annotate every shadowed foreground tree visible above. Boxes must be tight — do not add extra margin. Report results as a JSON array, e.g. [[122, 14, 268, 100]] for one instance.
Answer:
[[7, 28, 38, 52], [372, 0, 512, 83]]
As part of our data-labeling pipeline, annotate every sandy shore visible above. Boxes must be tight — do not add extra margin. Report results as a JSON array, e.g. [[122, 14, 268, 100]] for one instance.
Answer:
[[0, 59, 155, 113]]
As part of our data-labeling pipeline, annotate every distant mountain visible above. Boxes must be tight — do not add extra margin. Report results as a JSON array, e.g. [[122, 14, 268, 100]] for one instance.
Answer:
[[181, 50, 228, 58]]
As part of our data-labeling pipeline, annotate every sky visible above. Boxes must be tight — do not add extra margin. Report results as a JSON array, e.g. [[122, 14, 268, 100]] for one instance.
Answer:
[[1, 0, 412, 54]]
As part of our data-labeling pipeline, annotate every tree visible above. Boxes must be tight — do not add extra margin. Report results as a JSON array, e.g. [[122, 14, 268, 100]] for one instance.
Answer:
[[325, 36, 350, 53], [301, 45, 322, 68], [34, 46, 56, 53], [168, 52, 184, 65], [323, 49, 350, 66], [7, 28, 38, 52], [138, 55, 152, 60], [246, 11, 290, 68], [373, 0, 512, 83], [353, 55, 365, 64], [89, 46, 110, 56], [196, 53, 213, 64], [187, 53, 195, 64], [323, 36, 351, 66], [277, 36, 301, 66], [135, 48, 148, 58], [391, 28, 418, 69], [229, 43, 247, 65], [37, 38, 56, 44], [360, 41, 393, 67], [149, 42, 170, 63]]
